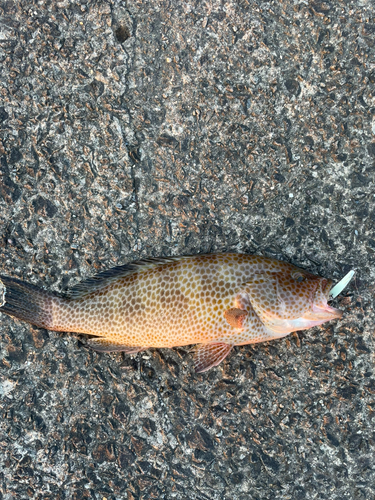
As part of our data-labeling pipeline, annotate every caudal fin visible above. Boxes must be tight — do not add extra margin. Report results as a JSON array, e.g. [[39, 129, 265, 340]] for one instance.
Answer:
[[0, 275, 57, 330]]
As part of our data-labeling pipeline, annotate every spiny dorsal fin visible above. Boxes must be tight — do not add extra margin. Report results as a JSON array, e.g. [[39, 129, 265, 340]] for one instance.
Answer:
[[66, 256, 190, 299]]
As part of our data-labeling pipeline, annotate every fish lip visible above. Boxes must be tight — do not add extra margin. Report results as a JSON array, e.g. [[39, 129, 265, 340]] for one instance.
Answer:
[[312, 303, 343, 319]]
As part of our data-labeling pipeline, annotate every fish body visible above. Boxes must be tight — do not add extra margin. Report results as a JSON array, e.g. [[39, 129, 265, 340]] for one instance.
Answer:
[[0, 253, 343, 372]]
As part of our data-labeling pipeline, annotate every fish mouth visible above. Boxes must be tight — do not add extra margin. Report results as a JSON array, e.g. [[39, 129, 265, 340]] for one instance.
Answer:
[[311, 269, 355, 322], [312, 303, 343, 320], [311, 278, 343, 321]]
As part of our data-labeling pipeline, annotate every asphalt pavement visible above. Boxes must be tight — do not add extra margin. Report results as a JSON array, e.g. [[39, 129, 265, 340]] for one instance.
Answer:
[[0, 0, 374, 498]]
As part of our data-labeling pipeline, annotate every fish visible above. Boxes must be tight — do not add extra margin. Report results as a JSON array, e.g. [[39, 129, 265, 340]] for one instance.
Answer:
[[0, 253, 349, 372]]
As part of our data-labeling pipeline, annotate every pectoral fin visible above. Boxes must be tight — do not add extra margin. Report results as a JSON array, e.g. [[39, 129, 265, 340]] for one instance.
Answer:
[[87, 338, 146, 354], [224, 308, 248, 329], [193, 343, 233, 373]]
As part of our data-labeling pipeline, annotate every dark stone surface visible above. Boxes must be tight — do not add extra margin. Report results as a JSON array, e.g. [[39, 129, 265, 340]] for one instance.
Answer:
[[0, 0, 374, 499]]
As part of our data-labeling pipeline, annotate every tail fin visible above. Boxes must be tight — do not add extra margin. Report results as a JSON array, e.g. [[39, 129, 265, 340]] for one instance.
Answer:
[[0, 275, 57, 330]]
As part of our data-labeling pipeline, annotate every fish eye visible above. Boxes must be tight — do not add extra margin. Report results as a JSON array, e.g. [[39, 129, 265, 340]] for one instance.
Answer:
[[293, 273, 306, 282]]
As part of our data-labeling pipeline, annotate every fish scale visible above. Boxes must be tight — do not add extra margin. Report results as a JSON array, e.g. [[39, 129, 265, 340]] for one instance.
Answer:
[[0, 253, 344, 372]]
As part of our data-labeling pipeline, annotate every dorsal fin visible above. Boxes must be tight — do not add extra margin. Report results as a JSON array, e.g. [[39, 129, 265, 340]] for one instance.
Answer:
[[66, 256, 189, 299]]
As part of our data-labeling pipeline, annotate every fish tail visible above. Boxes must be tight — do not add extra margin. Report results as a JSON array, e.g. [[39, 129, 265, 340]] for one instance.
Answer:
[[0, 275, 58, 330]]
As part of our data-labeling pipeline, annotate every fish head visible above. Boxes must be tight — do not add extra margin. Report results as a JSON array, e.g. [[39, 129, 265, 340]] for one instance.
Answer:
[[244, 267, 343, 335]]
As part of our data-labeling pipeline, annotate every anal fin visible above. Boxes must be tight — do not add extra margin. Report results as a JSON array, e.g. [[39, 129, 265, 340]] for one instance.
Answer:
[[87, 338, 146, 354], [193, 343, 233, 373]]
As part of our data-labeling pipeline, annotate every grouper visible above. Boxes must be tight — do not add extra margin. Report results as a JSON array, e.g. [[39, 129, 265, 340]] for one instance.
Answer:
[[0, 253, 353, 372]]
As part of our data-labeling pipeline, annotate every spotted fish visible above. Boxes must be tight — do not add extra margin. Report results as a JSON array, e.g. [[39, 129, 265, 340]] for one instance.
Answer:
[[0, 253, 346, 372]]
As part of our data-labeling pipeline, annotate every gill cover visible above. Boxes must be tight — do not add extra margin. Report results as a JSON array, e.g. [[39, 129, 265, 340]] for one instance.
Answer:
[[241, 271, 330, 334]]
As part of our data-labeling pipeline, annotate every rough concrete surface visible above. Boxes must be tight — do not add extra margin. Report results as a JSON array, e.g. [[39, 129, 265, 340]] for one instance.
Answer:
[[0, 0, 375, 498]]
